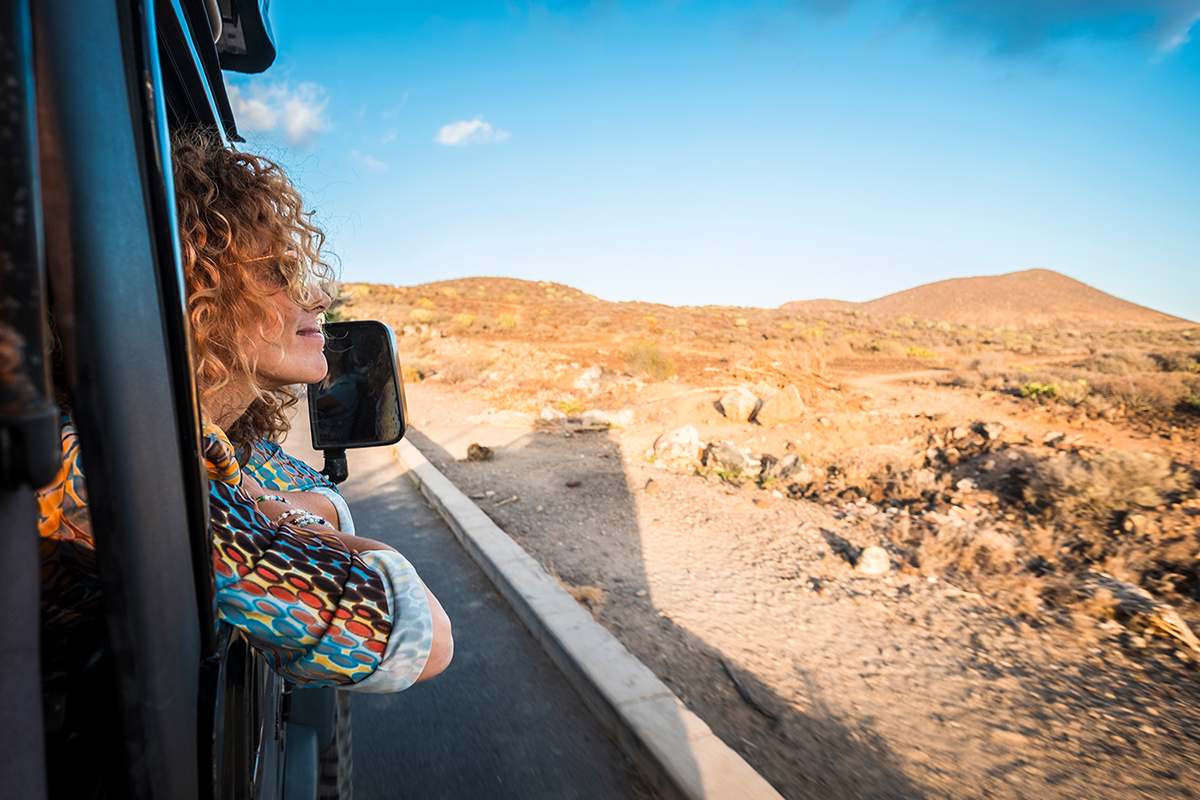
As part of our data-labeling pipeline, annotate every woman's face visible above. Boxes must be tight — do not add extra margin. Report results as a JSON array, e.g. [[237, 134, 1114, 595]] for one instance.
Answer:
[[248, 285, 331, 389]]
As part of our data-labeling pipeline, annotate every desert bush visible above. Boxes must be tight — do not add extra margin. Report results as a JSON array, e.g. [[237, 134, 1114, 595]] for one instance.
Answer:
[[621, 340, 676, 381], [1089, 372, 1198, 413], [966, 352, 1007, 377], [436, 354, 492, 384], [496, 313, 518, 330], [452, 313, 476, 328], [826, 446, 939, 501], [1024, 450, 1188, 528], [1186, 396, 1200, 413], [916, 524, 1019, 584], [872, 340, 907, 358], [906, 346, 938, 359], [410, 308, 433, 323], [1020, 382, 1058, 399], [1083, 350, 1156, 375], [415, 297, 436, 309], [1152, 351, 1200, 373]]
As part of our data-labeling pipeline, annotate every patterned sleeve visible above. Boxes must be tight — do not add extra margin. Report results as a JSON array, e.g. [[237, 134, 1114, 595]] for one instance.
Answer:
[[37, 419, 103, 630], [206, 427, 431, 689]]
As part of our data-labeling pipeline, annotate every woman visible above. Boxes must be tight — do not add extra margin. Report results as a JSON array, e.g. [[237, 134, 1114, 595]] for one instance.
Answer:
[[39, 128, 451, 693]]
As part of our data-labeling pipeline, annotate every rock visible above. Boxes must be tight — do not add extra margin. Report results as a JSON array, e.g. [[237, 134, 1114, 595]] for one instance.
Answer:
[[956, 477, 977, 492], [644, 479, 662, 495], [1043, 431, 1065, 445], [566, 480, 582, 488], [703, 441, 753, 472], [574, 365, 603, 391], [942, 447, 961, 466], [855, 546, 891, 575], [818, 416, 832, 428], [755, 384, 806, 426], [981, 421, 1005, 441], [466, 443, 494, 461], [716, 387, 760, 423], [777, 453, 801, 478], [753, 498, 771, 508], [540, 406, 567, 421], [951, 427, 970, 440], [653, 424, 701, 462], [759, 453, 780, 478]]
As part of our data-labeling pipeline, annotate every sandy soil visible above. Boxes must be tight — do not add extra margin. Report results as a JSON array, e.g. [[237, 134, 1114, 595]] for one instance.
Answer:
[[399, 377, 1200, 800]]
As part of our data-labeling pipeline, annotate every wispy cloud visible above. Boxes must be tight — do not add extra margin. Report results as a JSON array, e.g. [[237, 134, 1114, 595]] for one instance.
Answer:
[[380, 131, 397, 144], [226, 80, 331, 148], [434, 117, 511, 146], [349, 150, 389, 172], [382, 94, 409, 118], [788, 0, 1200, 56]]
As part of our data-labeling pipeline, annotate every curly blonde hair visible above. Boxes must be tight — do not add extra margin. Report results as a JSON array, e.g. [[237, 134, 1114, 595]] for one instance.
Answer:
[[171, 127, 338, 448]]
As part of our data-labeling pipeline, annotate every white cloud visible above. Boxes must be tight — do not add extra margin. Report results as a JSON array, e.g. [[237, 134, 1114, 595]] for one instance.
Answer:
[[434, 117, 511, 146], [382, 94, 409, 119], [349, 150, 389, 173], [380, 131, 397, 144], [226, 80, 331, 149]]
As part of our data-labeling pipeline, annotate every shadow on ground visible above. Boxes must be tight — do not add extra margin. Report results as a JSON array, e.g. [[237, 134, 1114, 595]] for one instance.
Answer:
[[406, 426, 928, 800]]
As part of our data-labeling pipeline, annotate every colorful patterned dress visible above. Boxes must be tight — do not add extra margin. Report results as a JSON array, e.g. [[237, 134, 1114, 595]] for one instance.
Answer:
[[37, 419, 433, 692]]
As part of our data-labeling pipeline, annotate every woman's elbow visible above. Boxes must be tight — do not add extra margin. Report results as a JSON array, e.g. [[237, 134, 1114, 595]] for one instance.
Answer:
[[415, 589, 453, 683]]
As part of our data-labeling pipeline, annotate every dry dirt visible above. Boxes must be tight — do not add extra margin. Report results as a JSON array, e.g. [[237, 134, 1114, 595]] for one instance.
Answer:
[[333, 275, 1200, 798], [400, 375, 1200, 800]]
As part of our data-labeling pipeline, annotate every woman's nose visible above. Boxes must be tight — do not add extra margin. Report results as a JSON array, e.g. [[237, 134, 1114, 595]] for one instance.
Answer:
[[309, 286, 332, 312]]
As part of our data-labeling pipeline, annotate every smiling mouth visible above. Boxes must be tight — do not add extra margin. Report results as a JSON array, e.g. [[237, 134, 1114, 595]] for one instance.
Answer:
[[297, 327, 324, 338]]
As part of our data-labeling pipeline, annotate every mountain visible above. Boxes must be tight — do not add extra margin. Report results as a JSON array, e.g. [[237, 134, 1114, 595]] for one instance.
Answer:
[[780, 269, 1194, 330]]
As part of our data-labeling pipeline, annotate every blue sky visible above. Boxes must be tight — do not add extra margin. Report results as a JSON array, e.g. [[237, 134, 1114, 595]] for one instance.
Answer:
[[224, 1, 1200, 321]]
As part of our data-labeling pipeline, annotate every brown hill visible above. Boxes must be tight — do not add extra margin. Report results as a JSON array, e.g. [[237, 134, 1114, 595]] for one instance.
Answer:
[[781, 269, 1194, 330]]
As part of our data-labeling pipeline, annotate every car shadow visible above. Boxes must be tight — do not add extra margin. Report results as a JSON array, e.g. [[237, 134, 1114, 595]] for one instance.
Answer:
[[404, 425, 928, 800]]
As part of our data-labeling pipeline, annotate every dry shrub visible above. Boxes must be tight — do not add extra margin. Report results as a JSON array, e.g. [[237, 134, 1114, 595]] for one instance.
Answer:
[[872, 340, 907, 358], [913, 523, 1043, 613], [1151, 351, 1200, 372], [1089, 372, 1198, 413], [437, 353, 493, 384], [967, 351, 1007, 377], [621, 340, 676, 381], [1083, 350, 1157, 375], [1024, 450, 1188, 528], [827, 446, 939, 501]]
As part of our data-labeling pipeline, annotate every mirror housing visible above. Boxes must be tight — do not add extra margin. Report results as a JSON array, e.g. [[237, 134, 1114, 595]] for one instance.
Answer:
[[307, 321, 407, 454]]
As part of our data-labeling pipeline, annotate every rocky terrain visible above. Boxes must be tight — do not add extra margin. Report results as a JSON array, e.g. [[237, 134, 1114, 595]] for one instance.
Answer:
[[334, 275, 1200, 798]]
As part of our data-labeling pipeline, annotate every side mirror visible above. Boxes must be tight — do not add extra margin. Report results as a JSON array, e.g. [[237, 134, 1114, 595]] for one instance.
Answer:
[[307, 320, 407, 483]]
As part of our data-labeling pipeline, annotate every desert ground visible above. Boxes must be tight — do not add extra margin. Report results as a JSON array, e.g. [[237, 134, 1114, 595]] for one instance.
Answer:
[[334, 273, 1200, 799]]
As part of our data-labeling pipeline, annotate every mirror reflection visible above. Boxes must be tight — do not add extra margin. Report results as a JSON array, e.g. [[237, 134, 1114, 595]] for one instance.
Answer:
[[308, 321, 406, 448]]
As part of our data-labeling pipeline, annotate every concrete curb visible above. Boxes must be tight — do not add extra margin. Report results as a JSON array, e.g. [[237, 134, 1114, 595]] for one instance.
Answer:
[[393, 438, 783, 800]]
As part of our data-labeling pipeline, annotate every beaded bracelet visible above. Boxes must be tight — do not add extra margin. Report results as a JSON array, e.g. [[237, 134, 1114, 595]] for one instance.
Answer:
[[255, 494, 288, 504], [294, 514, 329, 528], [273, 508, 308, 526]]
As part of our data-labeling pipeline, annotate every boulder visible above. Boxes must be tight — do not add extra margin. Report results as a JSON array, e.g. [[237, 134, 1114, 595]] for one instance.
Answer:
[[653, 425, 701, 462], [466, 443, 494, 462], [540, 407, 566, 421], [703, 441, 753, 473], [574, 365, 603, 391], [581, 410, 612, 427], [716, 387, 760, 423], [981, 421, 1005, 441], [855, 546, 891, 576], [755, 385, 806, 426]]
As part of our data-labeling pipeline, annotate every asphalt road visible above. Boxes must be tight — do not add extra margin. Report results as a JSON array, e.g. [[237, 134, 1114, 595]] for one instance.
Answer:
[[287, 440, 651, 800]]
